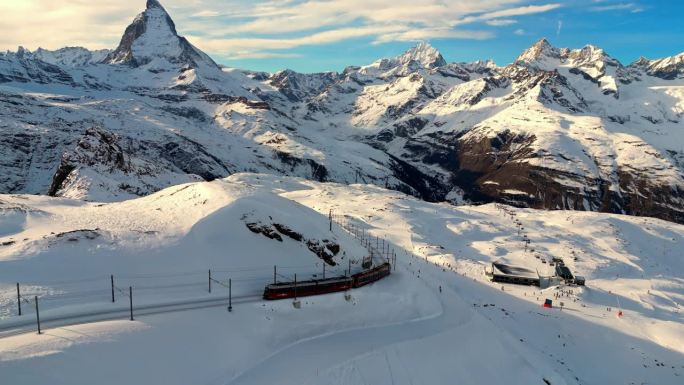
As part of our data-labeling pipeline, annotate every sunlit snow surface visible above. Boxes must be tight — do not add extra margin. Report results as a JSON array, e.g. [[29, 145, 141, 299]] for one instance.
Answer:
[[1, 173, 683, 385]]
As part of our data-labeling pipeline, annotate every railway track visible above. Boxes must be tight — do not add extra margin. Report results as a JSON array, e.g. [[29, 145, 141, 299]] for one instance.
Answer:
[[0, 214, 394, 340], [0, 294, 262, 339]]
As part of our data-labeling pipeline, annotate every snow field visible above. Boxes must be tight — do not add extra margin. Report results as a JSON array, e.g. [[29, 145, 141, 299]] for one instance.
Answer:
[[0, 173, 683, 384]]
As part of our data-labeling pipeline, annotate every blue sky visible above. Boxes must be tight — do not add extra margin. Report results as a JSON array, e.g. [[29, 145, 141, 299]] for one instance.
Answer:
[[1, 0, 682, 73], [215, 0, 683, 72]]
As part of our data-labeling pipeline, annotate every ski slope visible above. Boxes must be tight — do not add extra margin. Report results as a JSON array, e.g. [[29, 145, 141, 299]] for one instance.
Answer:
[[1, 173, 683, 384]]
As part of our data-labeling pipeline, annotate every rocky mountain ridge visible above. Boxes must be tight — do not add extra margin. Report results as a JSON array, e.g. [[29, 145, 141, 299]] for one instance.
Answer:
[[1, 0, 683, 223]]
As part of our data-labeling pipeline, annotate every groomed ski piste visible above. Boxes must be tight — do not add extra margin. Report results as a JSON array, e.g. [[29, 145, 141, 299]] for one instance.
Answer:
[[1, 173, 683, 385]]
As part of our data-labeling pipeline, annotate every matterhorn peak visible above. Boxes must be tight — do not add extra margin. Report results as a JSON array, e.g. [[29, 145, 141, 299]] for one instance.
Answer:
[[146, 0, 165, 9], [398, 41, 447, 69], [103, 0, 217, 69]]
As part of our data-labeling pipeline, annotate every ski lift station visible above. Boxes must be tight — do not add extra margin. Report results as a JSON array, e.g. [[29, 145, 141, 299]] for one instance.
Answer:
[[486, 259, 585, 288], [487, 260, 540, 286]]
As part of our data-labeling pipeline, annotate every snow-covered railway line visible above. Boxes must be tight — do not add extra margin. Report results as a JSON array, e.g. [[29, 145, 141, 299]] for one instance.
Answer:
[[0, 209, 397, 339], [0, 294, 261, 339]]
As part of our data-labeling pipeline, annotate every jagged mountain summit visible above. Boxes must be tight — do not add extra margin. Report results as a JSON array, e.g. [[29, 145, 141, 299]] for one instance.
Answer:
[[104, 0, 218, 70], [1, 1, 683, 223], [643, 53, 684, 80], [31, 47, 111, 68], [373, 41, 447, 73]]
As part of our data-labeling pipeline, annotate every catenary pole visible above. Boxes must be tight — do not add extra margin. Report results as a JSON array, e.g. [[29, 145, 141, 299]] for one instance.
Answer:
[[35, 296, 41, 334], [228, 279, 232, 312], [17, 283, 21, 316], [129, 286, 134, 321]]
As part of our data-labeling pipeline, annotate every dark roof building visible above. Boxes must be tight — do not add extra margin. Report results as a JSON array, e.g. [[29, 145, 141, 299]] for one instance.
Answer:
[[555, 265, 574, 280], [491, 260, 540, 286]]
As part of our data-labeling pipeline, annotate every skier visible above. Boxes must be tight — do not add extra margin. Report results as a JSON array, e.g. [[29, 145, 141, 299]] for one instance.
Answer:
[[439, 285, 442, 293]]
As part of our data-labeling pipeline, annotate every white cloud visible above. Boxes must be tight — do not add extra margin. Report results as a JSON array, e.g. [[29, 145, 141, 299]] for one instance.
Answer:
[[514, 29, 526, 36], [589, 2, 643, 13], [486, 19, 518, 26], [556, 20, 563, 36], [0, 0, 563, 59], [459, 3, 562, 22], [191, 10, 220, 17], [0, 0, 143, 50], [189, 25, 407, 53], [373, 28, 495, 44], [224, 51, 302, 60]]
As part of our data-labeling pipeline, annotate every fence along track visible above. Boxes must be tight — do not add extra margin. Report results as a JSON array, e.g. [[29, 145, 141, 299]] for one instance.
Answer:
[[1, 211, 396, 337], [0, 294, 261, 339]]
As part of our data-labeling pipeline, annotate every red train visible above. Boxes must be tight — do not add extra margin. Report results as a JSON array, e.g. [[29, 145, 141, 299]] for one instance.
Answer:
[[263, 262, 391, 300], [352, 262, 392, 288]]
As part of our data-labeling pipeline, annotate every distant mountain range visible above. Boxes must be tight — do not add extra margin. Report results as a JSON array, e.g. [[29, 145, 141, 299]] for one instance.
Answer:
[[1, 0, 683, 223]]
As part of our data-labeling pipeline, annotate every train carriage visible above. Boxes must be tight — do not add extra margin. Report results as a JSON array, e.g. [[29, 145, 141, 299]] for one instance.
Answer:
[[263, 276, 353, 300], [262, 262, 391, 300], [352, 262, 391, 287]]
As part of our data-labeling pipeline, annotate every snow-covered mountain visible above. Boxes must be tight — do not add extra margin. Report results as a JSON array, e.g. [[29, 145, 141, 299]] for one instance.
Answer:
[[1, 0, 683, 223], [31, 47, 111, 68], [104, 0, 218, 71]]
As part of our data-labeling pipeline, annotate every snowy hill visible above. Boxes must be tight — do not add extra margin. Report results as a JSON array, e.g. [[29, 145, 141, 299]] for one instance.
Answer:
[[0, 0, 683, 224], [1, 173, 683, 384]]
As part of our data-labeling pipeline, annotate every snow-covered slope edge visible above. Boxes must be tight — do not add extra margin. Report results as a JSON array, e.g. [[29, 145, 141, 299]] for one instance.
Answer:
[[0, 173, 683, 384]]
